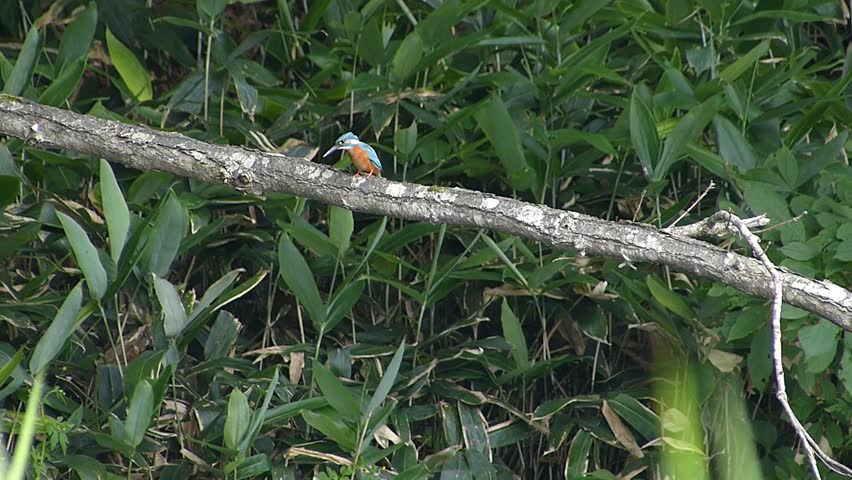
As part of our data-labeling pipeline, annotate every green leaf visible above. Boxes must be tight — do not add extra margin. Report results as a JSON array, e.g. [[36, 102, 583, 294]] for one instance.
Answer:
[[719, 40, 769, 84], [329, 206, 353, 254], [713, 116, 757, 172], [39, 56, 87, 107], [646, 276, 694, 319], [105, 27, 152, 102], [57, 2, 97, 72], [727, 307, 767, 341], [629, 87, 660, 177], [748, 327, 772, 393], [123, 380, 154, 448], [607, 393, 659, 441], [312, 362, 359, 424], [325, 280, 364, 333], [742, 186, 805, 243], [774, 147, 799, 188], [302, 407, 357, 451], [566, 429, 593, 478], [474, 97, 532, 191], [365, 341, 405, 417], [142, 192, 188, 277], [29, 283, 84, 375], [839, 350, 852, 397], [394, 121, 418, 162], [153, 276, 187, 338], [278, 235, 327, 329], [57, 212, 108, 300], [99, 159, 130, 262], [392, 31, 423, 81], [358, 19, 384, 67], [500, 299, 529, 370], [4, 25, 40, 95], [197, 0, 227, 19], [655, 95, 723, 181], [224, 389, 250, 450], [799, 320, 840, 374], [778, 242, 818, 261]]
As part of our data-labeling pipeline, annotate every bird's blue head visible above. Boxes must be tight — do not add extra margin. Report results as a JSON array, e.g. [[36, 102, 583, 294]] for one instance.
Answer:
[[323, 132, 361, 157]]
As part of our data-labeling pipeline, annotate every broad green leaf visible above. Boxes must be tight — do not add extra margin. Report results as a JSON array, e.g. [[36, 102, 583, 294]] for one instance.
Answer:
[[748, 327, 772, 392], [742, 186, 805, 243], [197, 0, 227, 18], [237, 369, 279, 455], [325, 280, 364, 332], [153, 276, 187, 338], [29, 283, 84, 375], [840, 350, 852, 396], [500, 299, 529, 369], [329, 206, 353, 254], [123, 380, 154, 448], [474, 97, 532, 191], [799, 320, 840, 374], [99, 159, 130, 262], [358, 19, 384, 66], [797, 132, 847, 186], [142, 192, 188, 277], [312, 362, 359, 424], [719, 40, 769, 84], [204, 311, 239, 360], [778, 242, 818, 261], [459, 403, 490, 457], [727, 307, 767, 341], [563, 0, 614, 31], [785, 75, 852, 147], [395, 121, 418, 162], [189, 269, 243, 321], [39, 56, 87, 106], [302, 407, 357, 451], [646, 276, 694, 319], [278, 235, 326, 329], [774, 147, 798, 188], [365, 341, 405, 417], [57, 212, 108, 299], [629, 87, 660, 177], [105, 27, 152, 102], [566, 429, 593, 478], [4, 25, 40, 95], [392, 31, 423, 81], [57, 2, 97, 72], [655, 95, 723, 181], [607, 393, 659, 441], [224, 389, 250, 450], [713, 116, 757, 172]]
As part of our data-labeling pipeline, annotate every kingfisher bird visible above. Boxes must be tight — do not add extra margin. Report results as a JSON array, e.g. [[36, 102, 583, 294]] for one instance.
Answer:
[[323, 132, 383, 177]]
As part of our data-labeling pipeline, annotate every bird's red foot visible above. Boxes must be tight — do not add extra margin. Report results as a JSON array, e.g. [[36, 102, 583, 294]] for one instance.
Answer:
[[354, 172, 361, 177]]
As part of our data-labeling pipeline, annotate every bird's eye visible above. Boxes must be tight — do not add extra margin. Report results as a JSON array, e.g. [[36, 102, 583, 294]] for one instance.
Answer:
[[338, 141, 344, 145]]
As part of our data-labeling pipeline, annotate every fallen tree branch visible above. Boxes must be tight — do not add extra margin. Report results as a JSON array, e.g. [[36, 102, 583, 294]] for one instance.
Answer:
[[0, 96, 850, 330]]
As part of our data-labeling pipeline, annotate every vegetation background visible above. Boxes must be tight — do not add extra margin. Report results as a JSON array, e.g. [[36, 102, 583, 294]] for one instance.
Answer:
[[1, 0, 852, 478]]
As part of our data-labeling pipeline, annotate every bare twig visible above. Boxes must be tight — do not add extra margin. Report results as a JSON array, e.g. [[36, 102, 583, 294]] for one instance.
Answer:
[[723, 211, 852, 479], [664, 180, 715, 231]]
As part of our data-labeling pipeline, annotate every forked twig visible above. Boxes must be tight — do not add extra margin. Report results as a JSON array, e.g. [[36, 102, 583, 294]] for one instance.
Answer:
[[712, 211, 852, 479]]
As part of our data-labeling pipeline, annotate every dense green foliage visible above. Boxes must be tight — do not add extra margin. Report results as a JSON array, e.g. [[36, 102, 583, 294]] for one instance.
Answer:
[[1, 0, 852, 478]]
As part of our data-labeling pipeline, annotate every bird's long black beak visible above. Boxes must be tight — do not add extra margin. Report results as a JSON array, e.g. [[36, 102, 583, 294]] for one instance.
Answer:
[[322, 145, 339, 158]]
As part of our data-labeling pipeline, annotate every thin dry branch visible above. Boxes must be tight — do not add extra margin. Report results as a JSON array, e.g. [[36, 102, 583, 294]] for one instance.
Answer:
[[0, 96, 850, 330], [725, 211, 852, 479]]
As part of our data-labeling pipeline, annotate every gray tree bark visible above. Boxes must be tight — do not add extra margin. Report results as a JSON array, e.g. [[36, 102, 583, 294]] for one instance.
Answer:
[[0, 95, 849, 330]]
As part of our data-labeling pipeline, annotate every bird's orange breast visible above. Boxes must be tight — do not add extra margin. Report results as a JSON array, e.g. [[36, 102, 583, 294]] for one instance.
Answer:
[[349, 147, 381, 176]]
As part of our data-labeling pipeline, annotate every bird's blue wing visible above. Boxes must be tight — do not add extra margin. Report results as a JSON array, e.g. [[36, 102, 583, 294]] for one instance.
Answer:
[[362, 143, 383, 171]]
